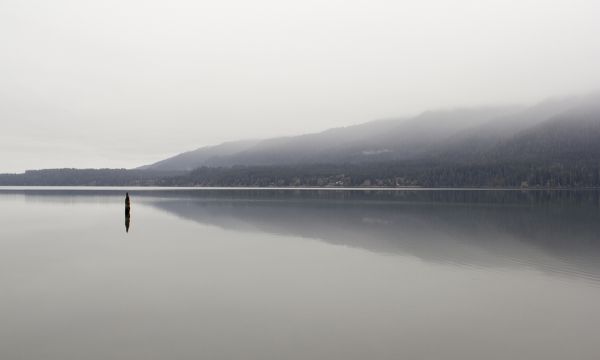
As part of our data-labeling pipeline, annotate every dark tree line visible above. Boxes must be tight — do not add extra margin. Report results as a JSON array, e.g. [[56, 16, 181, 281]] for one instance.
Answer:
[[156, 161, 600, 188], [0, 169, 182, 186], [1, 161, 599, 188]]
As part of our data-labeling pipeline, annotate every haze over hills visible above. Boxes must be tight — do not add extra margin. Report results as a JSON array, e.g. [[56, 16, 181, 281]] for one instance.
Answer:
[[2, 92, 600, 187], [142, 92, 600, 172], [138, 140, 262, 172], [141, 106, 520, 170]]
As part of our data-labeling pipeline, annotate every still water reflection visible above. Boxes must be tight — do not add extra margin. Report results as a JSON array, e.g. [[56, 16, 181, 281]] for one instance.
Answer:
[[0, 188, 599, 360]]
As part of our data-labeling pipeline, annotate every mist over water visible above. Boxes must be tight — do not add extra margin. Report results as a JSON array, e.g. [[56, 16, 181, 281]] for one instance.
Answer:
[[1, 188, 599, 360]]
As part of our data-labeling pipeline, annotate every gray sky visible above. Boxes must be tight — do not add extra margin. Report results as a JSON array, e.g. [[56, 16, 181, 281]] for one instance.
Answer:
[[1, 0, 600, 173]]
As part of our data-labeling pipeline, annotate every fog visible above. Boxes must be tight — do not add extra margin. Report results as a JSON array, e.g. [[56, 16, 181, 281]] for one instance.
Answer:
[[2, 0, 600, 173]]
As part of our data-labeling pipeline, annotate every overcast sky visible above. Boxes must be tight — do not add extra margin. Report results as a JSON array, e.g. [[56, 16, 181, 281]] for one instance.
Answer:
[[1, 0, 600, 172]]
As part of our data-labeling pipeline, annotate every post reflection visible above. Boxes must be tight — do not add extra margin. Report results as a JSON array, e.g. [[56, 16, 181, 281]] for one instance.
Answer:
[[125, 212, 130, 233]]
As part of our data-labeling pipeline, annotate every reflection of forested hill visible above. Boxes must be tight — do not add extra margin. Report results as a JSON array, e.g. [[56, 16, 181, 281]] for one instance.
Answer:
[[144, 190, 600, 282], [5, 188, 600, 281]]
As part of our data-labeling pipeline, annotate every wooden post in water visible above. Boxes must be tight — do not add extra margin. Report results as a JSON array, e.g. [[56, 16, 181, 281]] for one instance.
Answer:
[[125, 192, 131, 232]]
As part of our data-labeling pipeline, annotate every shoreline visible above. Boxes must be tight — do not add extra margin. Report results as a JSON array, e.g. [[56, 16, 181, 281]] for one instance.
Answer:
[[1, 186, 599, 191]]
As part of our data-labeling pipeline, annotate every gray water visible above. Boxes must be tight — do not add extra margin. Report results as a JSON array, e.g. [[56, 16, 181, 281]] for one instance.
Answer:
[[1, 188, 600, 360]]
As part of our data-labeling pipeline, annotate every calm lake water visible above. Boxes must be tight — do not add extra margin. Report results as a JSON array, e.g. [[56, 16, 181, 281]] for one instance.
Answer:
[[1, 188, 600, 360]]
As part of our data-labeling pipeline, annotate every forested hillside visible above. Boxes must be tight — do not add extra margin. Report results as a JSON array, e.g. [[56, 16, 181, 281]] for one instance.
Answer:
[[142, 93, 600, 171], [2, 93, 600, 188]]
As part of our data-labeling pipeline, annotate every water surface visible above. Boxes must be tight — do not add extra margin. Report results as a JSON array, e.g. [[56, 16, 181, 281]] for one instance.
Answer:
[[1, 188, 599, 360]]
